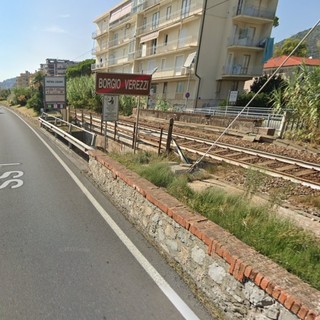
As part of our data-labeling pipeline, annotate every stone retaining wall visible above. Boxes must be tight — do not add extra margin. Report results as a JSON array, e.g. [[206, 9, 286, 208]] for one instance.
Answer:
[[88, 150, 320, 320]]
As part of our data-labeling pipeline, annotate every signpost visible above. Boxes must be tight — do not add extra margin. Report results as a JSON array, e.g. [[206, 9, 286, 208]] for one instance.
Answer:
[[44, 76, 66, 110], [96, 72, 153, 153], [96, 72, 152, 96], [102, 95, 119, 150]]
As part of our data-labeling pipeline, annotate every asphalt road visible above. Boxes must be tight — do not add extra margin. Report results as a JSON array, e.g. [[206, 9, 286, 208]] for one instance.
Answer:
[[0, 106, 214, 320]]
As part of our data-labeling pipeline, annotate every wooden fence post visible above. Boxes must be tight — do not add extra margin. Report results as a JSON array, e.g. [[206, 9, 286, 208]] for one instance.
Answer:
[[166, 118, 174, 155], [158, 128, 163, 156]]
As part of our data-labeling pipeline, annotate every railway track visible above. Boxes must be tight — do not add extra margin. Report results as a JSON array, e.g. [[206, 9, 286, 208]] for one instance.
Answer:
[[173, 135, 320, 191], [71, 110, 320, 191]]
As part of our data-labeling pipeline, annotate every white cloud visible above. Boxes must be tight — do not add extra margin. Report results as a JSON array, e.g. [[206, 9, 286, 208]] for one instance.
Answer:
[[45, 26, 67, 34]]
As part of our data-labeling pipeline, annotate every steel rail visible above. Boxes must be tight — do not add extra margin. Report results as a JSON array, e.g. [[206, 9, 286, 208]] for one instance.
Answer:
[[173, 134, 320, 171]]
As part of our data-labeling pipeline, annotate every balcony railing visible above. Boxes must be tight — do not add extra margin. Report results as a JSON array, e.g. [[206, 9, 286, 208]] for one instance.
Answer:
[[135, 35, 198, 58], [91, 62, 107, 70], [227, 37, 265, 49], [222, 65, 262, 77], [233, 5, 275, 20], [136, 0, 203, 36]]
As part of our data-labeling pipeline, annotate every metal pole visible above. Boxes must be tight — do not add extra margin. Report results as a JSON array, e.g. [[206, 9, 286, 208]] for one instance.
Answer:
[[133, 96, 141, 153], [104, 121, 107, 151]]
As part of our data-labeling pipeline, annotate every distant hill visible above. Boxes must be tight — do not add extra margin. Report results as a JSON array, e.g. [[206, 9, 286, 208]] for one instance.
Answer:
[[0, 78, 16, 89], [275, 25, 320, 58]]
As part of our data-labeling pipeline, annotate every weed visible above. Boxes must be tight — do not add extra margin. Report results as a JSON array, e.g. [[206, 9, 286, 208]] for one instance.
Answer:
[[243, 167, 265, 199]]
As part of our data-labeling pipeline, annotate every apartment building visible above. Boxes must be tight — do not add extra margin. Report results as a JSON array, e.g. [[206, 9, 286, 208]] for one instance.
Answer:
[[16, 71, 32, 88], [92, 0, 278, 109], [40, 58, 77, 77]]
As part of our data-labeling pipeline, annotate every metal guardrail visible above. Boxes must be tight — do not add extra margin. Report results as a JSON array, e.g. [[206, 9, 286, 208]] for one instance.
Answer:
[[39, 113, 96, 154], [183, 106, 286, 131]]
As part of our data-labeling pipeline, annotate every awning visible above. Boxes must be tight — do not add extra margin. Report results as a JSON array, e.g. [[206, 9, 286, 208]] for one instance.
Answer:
[[184, 52, 197, 68], [140, 31, 159, 43], [109, 2, 132, 23]]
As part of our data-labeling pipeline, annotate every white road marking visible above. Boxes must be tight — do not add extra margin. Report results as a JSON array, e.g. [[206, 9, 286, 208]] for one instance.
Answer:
[[0, 163, 21, 167], [0, 170, 24, 189], [10, 109, 201, 320]]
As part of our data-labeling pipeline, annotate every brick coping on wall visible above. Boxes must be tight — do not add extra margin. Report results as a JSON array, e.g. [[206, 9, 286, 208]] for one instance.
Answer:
[[89, 150, 320, 320]]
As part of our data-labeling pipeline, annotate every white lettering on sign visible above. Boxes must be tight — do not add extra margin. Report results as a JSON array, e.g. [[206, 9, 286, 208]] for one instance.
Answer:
[[0, 171, 24, 190], [98, 78, 121, 90], [124, 79, 149, 91]]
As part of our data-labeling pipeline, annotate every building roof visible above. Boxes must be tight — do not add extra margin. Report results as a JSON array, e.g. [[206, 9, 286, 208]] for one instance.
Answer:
[[264, 55, 320, 69]]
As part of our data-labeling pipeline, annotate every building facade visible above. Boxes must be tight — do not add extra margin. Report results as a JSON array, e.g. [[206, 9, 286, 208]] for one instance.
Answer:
[[92, 0, 278, 109], [40, 58, 77, 77], [16, 71, 32, 88]]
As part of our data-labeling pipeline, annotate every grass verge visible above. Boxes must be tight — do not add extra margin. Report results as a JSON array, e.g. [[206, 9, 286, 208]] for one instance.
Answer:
[[110, 151, 320, 291]]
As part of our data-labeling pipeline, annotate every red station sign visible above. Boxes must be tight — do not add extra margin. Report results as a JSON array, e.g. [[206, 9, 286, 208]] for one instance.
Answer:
[[96, 72, 152, 96]]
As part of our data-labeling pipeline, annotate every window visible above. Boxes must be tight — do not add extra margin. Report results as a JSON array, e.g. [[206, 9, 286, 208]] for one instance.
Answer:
[[147, 60, 157, 74], [152, 11, 160, 30], [164, 34, 168, 46], [242, 55, 250, 74], [163, 82, 168, 94], [142, 17, 147, 30], [161, 58, 166, 70], [150, 84, 157, 94], [113, 33, 118, 46], [175, 55, 184, 74], [166, 6, 172, 20], [176, 81, 184, 93], [231, 81, 239, 91], [151, 39, 157, 54], [178, 28, 187, 48], [128, 41, 135, 53], [181, 0, 191, 19]]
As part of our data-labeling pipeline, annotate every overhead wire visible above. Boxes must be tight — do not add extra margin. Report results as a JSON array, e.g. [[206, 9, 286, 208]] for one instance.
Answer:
[[188, 18, 320, 172]]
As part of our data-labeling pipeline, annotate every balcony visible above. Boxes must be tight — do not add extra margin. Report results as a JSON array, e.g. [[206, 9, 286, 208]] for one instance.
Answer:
[[221, 65, 262, 79], [227, 37, 265, 51], [136, 0, 203, 36], [91, 62, 107, 71], [135, 35, 198, 59], [92, 27, 109, 39], [233, 5, 275, 24]]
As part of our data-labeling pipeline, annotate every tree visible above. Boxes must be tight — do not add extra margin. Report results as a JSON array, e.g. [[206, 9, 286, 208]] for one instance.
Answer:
[[10, 87, 33, 106], [274, 38, 308, 57], [67, 75, 101, 112], [28, 71, 44, 112], [0, 89, 10, 100], [66, 59, 95, 79], [250, 74, 286, 94], [273, 65, 320, 142]]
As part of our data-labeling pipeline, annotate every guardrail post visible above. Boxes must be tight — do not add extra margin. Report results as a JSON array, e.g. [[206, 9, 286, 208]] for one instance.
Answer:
[[158, 128, 163, 156], [266, 114, 271, 127], [278, 111, 288, 139], [74, 109, 77, 125], [166, 118, 174, 155], [114, 122, 117, 140]]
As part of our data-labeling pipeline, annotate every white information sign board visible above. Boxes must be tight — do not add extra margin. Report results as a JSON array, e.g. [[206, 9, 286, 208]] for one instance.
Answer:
[[103, 95, 119, 122]]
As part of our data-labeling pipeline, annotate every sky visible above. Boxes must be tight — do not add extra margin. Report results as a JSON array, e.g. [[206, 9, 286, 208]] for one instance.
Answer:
[[0, 0, 319, 82]]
